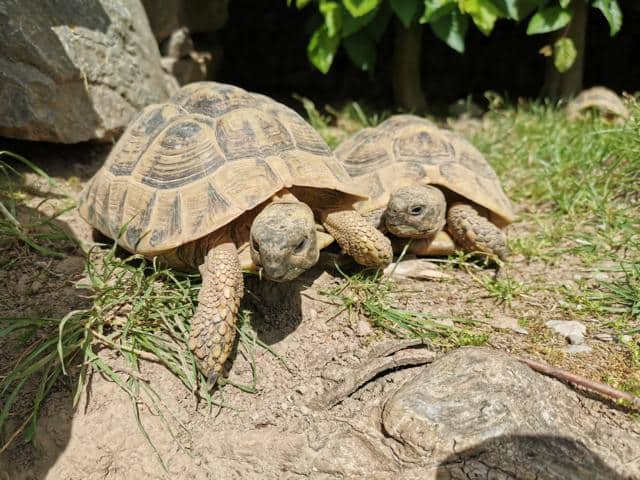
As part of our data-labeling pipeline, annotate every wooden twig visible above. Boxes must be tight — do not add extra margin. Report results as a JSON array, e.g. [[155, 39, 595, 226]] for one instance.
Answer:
[[309, 347, 436, 409], [516, 356, 640, 408]]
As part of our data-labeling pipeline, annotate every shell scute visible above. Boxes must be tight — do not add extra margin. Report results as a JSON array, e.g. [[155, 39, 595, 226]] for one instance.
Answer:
[[79, 82, 362, 255]]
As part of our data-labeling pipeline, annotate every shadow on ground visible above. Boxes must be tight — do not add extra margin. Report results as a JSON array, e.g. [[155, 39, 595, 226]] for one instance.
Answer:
[[435, 434, 628, 479], [0, 143, 103, 479]]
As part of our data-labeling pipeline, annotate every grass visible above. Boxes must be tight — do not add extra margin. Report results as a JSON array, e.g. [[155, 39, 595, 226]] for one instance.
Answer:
[[306, 95, 640, 391], [2, 93, 640, 464], [472, 99, 640, 265], [0, 157, 269, 465], [469, 97, 640, 381], [323, 264, 489, 347]]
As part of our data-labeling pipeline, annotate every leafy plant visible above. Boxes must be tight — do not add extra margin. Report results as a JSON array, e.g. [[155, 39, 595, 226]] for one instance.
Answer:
[[527, 0, 622, 74], [290, 0, 623, 74]]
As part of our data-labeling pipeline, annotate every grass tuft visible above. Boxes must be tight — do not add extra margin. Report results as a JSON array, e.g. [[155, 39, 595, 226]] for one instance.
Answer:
[[322, 266, 488, 347]]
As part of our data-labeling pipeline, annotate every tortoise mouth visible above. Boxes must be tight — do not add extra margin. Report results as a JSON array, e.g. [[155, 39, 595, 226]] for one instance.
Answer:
[[386, 218, 445, 238], [260, 265, 304, 283]]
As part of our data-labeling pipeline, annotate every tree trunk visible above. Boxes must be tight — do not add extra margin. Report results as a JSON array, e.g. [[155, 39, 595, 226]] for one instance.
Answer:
[[541, 0, 588, 99], [392, 18, 427, 113]]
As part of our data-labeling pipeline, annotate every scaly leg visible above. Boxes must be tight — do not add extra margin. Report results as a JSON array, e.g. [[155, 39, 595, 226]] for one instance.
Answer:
[[446, 202, 509, 260], [322, 210, 393, 267], [188, 242, 244, 387]]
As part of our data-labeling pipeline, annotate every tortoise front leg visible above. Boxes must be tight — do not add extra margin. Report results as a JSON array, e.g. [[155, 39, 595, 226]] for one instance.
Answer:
[[322, 210, 393, 268], [188, 242, 244, 387], [446, 202, 509, 260]]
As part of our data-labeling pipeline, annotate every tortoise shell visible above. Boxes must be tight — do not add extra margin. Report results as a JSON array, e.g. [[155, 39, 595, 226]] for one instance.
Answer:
[[566, 86, 629, 121], [78, 82, 363, 255], [334, 115, 515, 228]]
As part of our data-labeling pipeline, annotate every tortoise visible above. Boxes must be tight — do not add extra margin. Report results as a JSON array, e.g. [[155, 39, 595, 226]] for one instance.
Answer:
[[78, 81, 392, 385], [566, 86, 629, 122], [334, 115, 515, 259]]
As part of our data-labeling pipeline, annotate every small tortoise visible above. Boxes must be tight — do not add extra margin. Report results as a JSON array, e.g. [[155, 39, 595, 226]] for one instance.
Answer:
[[567, 86, 629, 122], [334, 115, 515, 259], [78, 82, 391, 384]]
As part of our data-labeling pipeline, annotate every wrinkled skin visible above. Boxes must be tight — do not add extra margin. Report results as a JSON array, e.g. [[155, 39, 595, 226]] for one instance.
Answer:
[[384, 185, 446, 238]]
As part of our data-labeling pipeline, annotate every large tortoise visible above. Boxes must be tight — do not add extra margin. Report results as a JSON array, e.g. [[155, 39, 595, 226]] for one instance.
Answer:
[[334, 115, 515, 259], [78, 81, 392, 384]]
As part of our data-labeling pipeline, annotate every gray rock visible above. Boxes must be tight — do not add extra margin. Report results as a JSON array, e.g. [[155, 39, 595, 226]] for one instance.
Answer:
[[546, 320, 587, 344], [566, 344, 593, 354], [164, 27, 194, 59], [383, 347, 640, 479], [161, 51, 212, 86], [0, 0, 171, 143], [142, 0, 229, 42]]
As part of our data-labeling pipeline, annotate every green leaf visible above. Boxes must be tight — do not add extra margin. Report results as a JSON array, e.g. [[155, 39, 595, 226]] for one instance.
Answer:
[[341, 4, 379, 36], [430, 7, 468, 53], [491, 0, 546, 20], [592, 0, 622, 36], [553, 37, 577, 73], [320, 0, 342, 36], [390, 0, 419, 28], [526, 5, 572, 34], [294, 0, 312, 9], [364, 1, 393, 41], [420, 0, 456, 24], [343, 32, 377, 70], [344, 0, 381, 17], [558, 0, 570, 7], [459, 0, 501, 35], [307, 24, 340, 73]]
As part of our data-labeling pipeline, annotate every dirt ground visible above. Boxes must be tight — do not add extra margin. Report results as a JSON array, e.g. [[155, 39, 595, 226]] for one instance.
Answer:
[[0, 139, 638, 479]]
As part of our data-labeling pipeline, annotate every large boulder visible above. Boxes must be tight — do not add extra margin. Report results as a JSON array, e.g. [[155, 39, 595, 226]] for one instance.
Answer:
[[383, 347, 640, 479], [0, 0, 172, 143]]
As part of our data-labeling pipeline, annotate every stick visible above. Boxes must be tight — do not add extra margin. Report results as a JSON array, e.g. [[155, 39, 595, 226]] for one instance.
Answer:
[[516, 356, 640, 408]]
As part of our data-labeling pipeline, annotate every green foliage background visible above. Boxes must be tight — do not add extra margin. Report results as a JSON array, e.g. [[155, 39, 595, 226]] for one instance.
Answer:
[[289, 0, 622, 74]]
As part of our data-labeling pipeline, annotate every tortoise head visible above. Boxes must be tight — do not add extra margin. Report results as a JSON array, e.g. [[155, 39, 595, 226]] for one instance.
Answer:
[[384, 185, 446, 238], [250, 202, 319, 282]]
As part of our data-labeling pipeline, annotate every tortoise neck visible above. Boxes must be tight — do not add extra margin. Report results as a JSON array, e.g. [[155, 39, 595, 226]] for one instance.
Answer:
[[269, 189, 302, 205]]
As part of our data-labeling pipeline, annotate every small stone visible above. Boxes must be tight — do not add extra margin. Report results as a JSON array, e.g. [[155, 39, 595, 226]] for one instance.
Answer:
[[566, 345, 593, 354], [566, 333, 584, 345], [546, 320, 586, 344], [594, 333, 613, 342], [592, 272, 610, 282], [383, 259, 451, 281], [355, 319, 373, 337], [30, 279, 43, 294], [620, 335, 633, 343], [489, 315, 529, 335], [299, 405, 310, 416]]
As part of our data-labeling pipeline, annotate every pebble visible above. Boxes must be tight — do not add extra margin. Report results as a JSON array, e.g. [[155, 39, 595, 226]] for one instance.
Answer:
[[30, 279, 43, 294], [383, 259, 451, 281], [566, 345, 593, 354], [594, 333, 614, 342], [355, 319, 373, 337], [620, 335, 633, 343], [489, 315, 529, 335], [546, 320, 586, 345]]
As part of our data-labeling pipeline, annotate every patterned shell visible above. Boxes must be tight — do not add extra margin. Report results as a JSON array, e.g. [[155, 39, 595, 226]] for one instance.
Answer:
[[566, 86, 629, 120], [78, 82, 362, 254], [334, 115, 515, 227]]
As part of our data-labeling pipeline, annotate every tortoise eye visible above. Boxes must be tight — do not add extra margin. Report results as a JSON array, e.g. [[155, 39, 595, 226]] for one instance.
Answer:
[[409, 206, 425, 216], [294, 237, 308, 254], [252, 237, 260, 252]]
